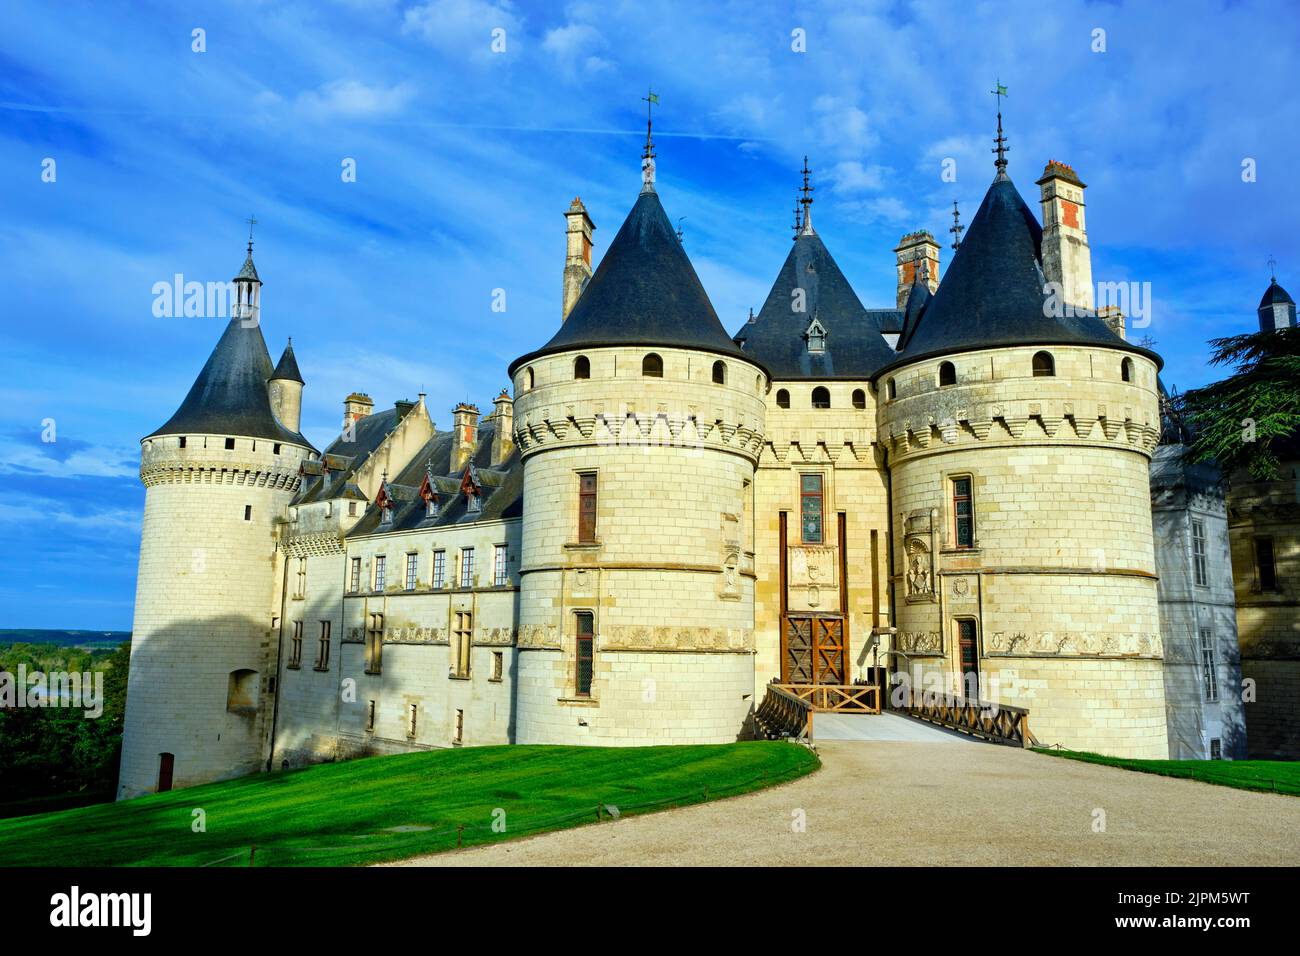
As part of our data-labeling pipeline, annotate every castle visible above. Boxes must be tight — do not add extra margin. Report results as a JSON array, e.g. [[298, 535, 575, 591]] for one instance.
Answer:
[[117, 115, 1293, 799]]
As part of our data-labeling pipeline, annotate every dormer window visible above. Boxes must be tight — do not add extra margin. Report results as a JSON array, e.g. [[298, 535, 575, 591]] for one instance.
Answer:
[[804, 318, 827, 355], [467, 494, 482, 515], [425, 497, 439, 519], [380, 506, 393, 526]]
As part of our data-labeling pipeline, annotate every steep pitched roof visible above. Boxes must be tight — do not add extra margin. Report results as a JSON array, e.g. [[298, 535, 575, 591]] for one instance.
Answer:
[[509, 189, 750, 374], [734, 230, 896, 379], [877, 174, 1159, 377], [147, 317, 313, 447], [895, 278, 933, 351], [1259, 277, 1294, 308], [292, 405, 409, 504], [271, 341, 304, 384]]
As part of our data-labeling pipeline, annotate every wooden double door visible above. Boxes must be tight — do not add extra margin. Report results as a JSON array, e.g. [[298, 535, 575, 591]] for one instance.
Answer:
[[782, 614, 847, 685]]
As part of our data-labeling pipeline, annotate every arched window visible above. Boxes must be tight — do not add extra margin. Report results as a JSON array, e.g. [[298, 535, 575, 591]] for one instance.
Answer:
[[887, 379, 897, 401], [812, 386, 831, 409], [574, 355, 590, 379], [642, 353, 663, 377], [852, 388, 866, 409], [938, 361, 956, 387], [1121, 357, 1133, 382], [525, 367, 535, 390], [776, 389, 790, 409], [1032, 351, 1055, 377], [712, 360, 726, 384]]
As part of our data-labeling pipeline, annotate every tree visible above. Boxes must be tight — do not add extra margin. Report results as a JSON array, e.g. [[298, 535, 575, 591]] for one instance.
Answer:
[[1176, 327, 1300, 480]]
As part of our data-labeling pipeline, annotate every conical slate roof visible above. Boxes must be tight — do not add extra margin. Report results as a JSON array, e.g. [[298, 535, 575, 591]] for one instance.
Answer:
[[878, 174, 1158, 376], [509, 189, 749, 374], [895, 276, 933, 351], [271, 340, 304, 384], [1259, 277, 1294, 308], [147, 317, 313, 448], [235, 249, 260, 283], [735, 227, 896, 378]]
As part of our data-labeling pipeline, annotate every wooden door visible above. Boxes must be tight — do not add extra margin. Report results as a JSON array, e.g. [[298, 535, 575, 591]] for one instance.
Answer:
[[782, 616, 813, 684], [812, 617, 846, 685], [157, 752, 174, 792], [957, 620, 979, 699], [783, 615, 846, 685]]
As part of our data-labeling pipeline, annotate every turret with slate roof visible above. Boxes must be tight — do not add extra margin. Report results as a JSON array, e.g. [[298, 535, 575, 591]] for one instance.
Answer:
[[1257, 271, 1296, 332]]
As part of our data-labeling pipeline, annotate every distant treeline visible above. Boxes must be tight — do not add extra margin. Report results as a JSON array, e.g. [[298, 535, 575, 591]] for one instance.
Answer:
[[0, 629, 131, 648], [0, 640, 130, 815]]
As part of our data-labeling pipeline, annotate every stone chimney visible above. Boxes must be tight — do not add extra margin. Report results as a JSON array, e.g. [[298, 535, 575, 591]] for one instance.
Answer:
[[450, 402, 480, 473], [894, 231, 940, 309], [490, 389, 514, 466], [562, 197, 595, 321], [1098, 305, 1126, 340], [1037, 160, 1094, 311], [343, 392, 374, 434]]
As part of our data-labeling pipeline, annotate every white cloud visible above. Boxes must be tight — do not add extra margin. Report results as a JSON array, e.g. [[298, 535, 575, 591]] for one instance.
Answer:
[[828, 160, 889, 194], [295, 79, 417, 119], [0, 435, 137, 480], [402, 0, 521, 57]]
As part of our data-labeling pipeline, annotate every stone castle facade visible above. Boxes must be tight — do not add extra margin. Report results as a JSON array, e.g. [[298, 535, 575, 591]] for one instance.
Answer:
[[118, 126, 1280, 799]]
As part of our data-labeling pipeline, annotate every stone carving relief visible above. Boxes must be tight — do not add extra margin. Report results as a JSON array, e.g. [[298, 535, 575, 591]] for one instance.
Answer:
[[789, 546, 836, 588], [517, 624, 561, 649], [986, 631, 1164, 659], [903, 509, 937, 604], [603, 625, 754, 653], [897, 631, 943, 655]]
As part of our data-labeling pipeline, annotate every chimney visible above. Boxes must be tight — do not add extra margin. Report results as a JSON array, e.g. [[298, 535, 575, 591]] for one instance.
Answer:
[[450, 402, 480, 473], [343, 392, 374, 434], [894, 231, 940, 309], [1098, 305, 1126, 340], [490, 389, 514, 466], [562, 197, 595, 321], [1037, 160, 1094, 311]]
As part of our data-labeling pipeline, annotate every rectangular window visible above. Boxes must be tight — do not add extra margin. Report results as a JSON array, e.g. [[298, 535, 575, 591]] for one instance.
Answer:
[[1192, 518, 1208, 587], [226, 438, 236, 450], [407, 703, 418, 738], [295, 558, 307, 598], [405, 553, 418, 591], [348, 501, 357, 517], [800, 475, 823, 544], [578, 472, 598, 543], [454, 708, 464, 744], [349, 557, 361, 592], [366, 699, 376, 732], [244, 505, 252, 521], [493, 544, 508, 586], [491, 650, 503, 682], [315, 620, 331, 670], [365, 613, 383, 675], [952, 477, 974, 548], [289, 620, 303, 668], [1210, 738, 1222, 760], [453, 611, 472, 678], [575, 611, 594, 697], [460, 548, 475, 589], [1199, 626, 1219, 702], [432, 550, 446, 588], [1255, 537, 1277, 592], [373, 555, 386, 591]]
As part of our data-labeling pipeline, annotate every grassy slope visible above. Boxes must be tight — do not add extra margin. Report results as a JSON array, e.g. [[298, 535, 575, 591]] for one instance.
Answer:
[[0, 742, 818, 867], [1038, 749, 1300, 796]]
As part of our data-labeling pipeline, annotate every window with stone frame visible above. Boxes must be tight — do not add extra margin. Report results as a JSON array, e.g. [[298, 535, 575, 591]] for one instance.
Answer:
[[432, 549, 446, 588], [1199, 626, 1219, 702], [349, 556, 361, 592], [800, 474, 823, 544], [315, 620, 331, 670], [288, 620, 303, 668], [1254, 537, 1277, 592], [405, 552, 418, 591], [1191, 518, 1209, 587], [366, 699, 377, 732], [407, 703, 418, 738], [493, 544, 509, 586], [365, 613, 383, 675], [459, 548, 475, 589], [373, 555, 386, 591], [491, 650, 504, 682], [951, 476, 975, 548], [295, 558, 307, 598], [575, 610, 595, 697], [578, 472, 598, 543]]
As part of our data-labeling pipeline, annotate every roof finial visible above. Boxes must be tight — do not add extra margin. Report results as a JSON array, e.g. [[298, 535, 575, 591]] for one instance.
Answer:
[[990, 80, 1009, 180], [676, 216, 686, 243], [1268, 254, 1278, 283], [245, 214, 258, 254], [799, 155, 815, 234], [950, 200, 964, 250], [641, 88, 659, 192]]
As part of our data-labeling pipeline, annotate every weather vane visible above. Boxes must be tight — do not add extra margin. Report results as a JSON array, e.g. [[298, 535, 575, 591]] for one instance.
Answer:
[[1267, 254, 1278, 281], [950, 200, 964, 250], [245, 214, 258, 252], [798, 156, 814, 232], [641, 88, 659, 189], [990, 80, 1009, 177]]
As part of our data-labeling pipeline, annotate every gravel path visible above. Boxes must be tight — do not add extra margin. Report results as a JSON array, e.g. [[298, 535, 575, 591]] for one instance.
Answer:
[[385, 740, 1300, 867]]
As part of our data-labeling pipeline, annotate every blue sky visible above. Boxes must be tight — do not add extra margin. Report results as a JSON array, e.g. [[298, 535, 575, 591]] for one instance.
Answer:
[[3, 0, 1298, 629]]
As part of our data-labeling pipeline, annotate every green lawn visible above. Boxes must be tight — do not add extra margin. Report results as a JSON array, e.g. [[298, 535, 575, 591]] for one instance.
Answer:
[[0, 742, 818, 867], [1037, 749, 1300, 796]]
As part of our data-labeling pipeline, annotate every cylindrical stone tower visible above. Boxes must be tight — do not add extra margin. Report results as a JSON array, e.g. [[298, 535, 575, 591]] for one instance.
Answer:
[[117, 245, 315, 798], [509, 169, 768, 744], [876, 162, 1168, 758]]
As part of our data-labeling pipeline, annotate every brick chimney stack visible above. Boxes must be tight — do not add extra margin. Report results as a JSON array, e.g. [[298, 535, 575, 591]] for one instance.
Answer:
[[562, 197, 595, 321], [451, 402, 480, 473], [490, 389, 514, 466], [894, 231, 940, 309], [343, 392, 373, 433], [1037, 160, 1094, 312]]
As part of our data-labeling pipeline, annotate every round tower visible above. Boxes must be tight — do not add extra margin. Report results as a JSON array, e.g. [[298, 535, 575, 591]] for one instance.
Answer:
[[508, 141, 768, 744], [117, 242, 316, 798], [875, 143, 1168, 759]]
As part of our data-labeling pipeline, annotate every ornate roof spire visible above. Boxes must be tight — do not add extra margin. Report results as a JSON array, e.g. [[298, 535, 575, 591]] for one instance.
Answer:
[[950, 200, 964, 250], [991, 80, 1010, 181], [799, 155, 815, 235], [792, 192, 803, 238], [641, 88, 659, 192]]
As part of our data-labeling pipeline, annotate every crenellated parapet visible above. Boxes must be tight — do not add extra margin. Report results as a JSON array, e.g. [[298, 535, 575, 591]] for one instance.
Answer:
[[513, 402, 765, 461]]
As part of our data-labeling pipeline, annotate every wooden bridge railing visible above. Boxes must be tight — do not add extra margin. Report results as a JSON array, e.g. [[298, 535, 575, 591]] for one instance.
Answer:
[[754, 683, 814, 742], [891, 685, 1037, 748], [773, 681, 882, 714]]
